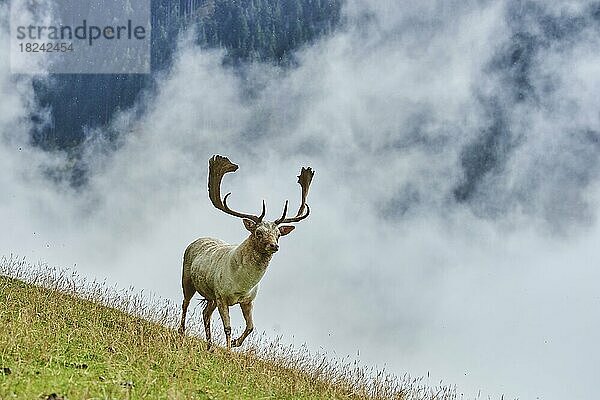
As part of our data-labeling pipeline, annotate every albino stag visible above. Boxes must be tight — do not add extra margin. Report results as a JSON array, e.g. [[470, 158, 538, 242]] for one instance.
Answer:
[[179, 155, 314, 350]]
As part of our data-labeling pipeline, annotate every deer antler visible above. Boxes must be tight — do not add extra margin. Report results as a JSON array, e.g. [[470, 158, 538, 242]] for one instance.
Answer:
[[275, 167, 314, 224], [208, 155, 266, 223]]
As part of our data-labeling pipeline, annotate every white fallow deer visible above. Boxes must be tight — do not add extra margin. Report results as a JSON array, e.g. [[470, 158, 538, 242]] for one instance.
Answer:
[[178, 155, 314, 350]]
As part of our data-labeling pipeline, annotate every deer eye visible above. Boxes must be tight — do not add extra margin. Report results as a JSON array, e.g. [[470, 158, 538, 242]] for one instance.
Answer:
[[255, 231, 263, 238]]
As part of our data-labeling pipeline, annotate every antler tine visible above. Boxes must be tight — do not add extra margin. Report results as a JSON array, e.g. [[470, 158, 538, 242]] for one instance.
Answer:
[[208, 155, 266, 223], [276, 167, 314, 224], [274, 200, 289, 225], [259, 199, 266, 220], [280, 204, 310, 223]]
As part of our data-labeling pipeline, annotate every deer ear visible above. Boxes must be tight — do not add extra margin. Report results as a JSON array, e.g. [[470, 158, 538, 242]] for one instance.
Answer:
[[243, 219, 256, 232], [278, 225, 295, 236]]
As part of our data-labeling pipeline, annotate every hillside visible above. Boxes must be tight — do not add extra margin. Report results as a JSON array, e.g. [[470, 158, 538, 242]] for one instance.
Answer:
[[33, 0, 344, 151], [0, 257, 457, 399]]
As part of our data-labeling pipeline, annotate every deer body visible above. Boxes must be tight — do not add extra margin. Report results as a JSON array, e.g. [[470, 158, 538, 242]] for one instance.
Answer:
[[184, 237, 271, 306], [179, 156, 314, 351]]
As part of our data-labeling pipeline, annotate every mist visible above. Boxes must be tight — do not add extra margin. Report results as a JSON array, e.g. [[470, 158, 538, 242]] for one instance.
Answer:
[[2, 1, 600, 399]]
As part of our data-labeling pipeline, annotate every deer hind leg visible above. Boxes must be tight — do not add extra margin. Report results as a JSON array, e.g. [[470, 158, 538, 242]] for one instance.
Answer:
[[216, 299, 232, 350], [232, 301, 254, 348], [202, 300, 217, 351], [178, 276, 196, 335]]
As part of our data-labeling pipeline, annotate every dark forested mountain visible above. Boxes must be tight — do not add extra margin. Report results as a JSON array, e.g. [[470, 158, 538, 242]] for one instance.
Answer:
[[33, 0, 343, 149]]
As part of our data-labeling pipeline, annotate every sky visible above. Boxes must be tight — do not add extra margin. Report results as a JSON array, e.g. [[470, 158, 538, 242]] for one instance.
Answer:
[[2, 0, 600, 398]]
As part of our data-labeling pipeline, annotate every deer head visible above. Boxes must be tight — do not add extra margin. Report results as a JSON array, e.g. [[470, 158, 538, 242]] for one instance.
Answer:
[[208, 155, 314, 254]]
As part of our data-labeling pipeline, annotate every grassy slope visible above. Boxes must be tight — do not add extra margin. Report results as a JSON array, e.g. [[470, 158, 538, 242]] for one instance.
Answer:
[[0, 256, 461, 400], [0, 276, 359, 400]]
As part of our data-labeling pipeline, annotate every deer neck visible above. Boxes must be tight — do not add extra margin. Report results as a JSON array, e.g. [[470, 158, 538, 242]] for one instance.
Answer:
[[230, 237, 273, 289], [236, 236, 273, 268]]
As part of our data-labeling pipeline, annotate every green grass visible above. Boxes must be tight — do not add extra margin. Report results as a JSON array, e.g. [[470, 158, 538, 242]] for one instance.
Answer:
[[0, 256, 457, 400]]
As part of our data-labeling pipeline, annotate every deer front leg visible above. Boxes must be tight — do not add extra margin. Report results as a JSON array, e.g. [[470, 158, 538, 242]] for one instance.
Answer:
[[216, 299, 232, 350], [232, 301, 254, 348], [202, 300, 217, 351]]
